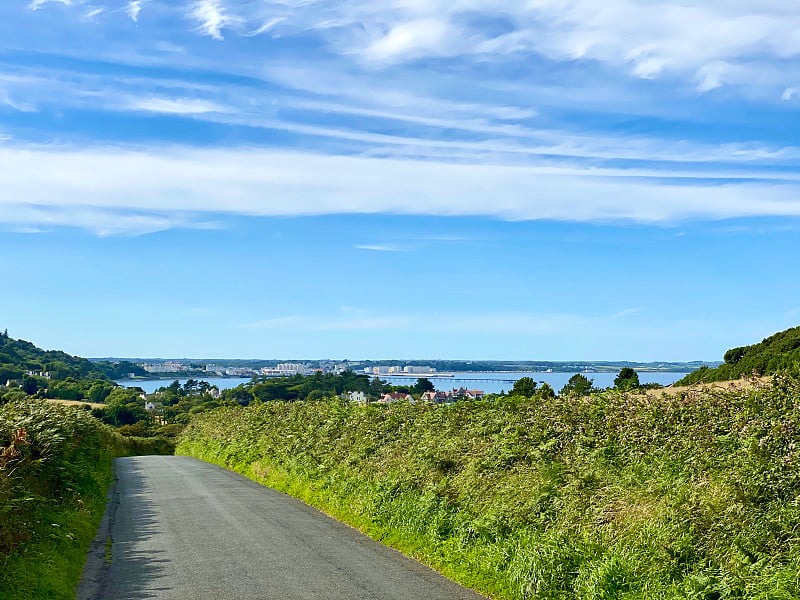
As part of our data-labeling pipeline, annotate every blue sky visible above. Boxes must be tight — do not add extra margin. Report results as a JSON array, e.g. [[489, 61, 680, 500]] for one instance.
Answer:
[[1, 1, 800, 361]]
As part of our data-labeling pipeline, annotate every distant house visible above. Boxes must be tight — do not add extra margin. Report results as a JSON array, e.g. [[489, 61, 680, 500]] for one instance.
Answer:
[[144, 401, 157, 411], [348, 391, 367, 404], [420, 391, 450, 404], [465, 389, 485, 400], [208, 387, 221, 399], [378, 392, 413, 403]]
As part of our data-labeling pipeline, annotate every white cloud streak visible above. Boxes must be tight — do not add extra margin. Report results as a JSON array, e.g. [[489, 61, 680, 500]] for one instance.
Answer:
[[127, 0, 143, 23], [354, 244, 407, 252], [29, 0, 72, 10], [126, 96, 225, 114], [192, 0, 237, 41], [2, 144, 800, 235]]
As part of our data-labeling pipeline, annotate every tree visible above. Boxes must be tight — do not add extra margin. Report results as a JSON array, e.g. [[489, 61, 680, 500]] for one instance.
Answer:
[[724, 347, 746, 365], [560, 374, 594, 397], [538, 383, 556, 399], [510, 377, 538, 397], [88, 382, 113, 404], [21, 375, 37, 395], [412, 378, 435, 394], [614, 367, 639, 390]]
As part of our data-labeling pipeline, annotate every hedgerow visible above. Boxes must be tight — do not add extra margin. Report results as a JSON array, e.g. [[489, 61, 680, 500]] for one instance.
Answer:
[[0, 398, 172, 599], [178, 374, 800, 599]]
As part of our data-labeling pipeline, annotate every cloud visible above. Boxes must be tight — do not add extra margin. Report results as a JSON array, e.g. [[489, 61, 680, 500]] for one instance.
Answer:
[[85, 7, 104, 20], [245, 17, 285, 37], [192, 0, 238, 41], [2, 144, 800, 235], [126, 96, 225, 115], [29, 0, 72, 9], [17, 1, 800, 97], [127, 0, 143, 23], [783, 87, 799, 101], [363, 18, 458, 63], [354, 244, 407, 252]]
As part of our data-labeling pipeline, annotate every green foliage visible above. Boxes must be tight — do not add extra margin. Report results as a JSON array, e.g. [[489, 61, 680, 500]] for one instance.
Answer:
[[681, 325, 800, 385], [218, 370, 390, 406], [0, 333, 145, 387], [0, 397, 173, 599], [560, 374, 595, 397], [178, 374, 800, 600], [614, 367, 639, 390], [413, 377, 435, 394], [510, 376, 538, 397]]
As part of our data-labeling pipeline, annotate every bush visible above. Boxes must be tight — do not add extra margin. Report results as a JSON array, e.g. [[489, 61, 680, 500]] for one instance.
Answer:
[[0, 398, 173, 599]]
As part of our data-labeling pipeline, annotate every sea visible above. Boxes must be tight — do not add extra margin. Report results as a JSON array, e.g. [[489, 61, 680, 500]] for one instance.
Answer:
[[117, 371, 689, 396]]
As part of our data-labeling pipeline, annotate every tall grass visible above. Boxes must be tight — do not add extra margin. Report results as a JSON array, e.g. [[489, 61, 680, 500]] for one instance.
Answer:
[[0, 398, 172, 600], [178, 374, 800, 599]]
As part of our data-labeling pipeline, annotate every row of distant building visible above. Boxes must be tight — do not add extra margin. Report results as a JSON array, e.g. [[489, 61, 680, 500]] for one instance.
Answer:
[[139, 362, 345, 377], [139, 362, 439, 378], [349, 387, 484, 405]]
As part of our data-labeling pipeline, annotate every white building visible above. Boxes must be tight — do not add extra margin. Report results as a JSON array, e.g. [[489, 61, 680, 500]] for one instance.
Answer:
[[403, 366, 436, 374], [348, 391, 367, 404], [277, 363, 309, 375]]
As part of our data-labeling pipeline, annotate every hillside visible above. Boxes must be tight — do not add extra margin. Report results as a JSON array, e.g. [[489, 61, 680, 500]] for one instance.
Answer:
[[0, 331, 145, 383], [678, 325, 800, 385]]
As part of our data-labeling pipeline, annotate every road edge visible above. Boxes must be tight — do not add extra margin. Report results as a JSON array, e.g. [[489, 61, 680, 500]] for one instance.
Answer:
[[75, 458, 120, 600]]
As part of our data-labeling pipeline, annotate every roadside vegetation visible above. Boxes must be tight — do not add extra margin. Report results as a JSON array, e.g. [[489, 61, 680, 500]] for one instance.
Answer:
[[0, 398, 172, 600], [179, 374, 800, 600]]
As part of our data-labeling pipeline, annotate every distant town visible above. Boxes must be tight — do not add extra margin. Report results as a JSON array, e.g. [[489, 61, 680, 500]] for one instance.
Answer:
[[137, 361, 446, 378], [116, 358, 718, 380]]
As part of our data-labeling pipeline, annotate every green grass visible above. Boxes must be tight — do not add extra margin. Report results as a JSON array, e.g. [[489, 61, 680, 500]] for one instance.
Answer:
[[0, 398, 173, 600], [178, 374, 800, 599]]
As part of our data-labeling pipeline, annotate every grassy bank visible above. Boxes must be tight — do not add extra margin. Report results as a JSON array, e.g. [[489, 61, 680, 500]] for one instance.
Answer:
[[0, 398, 173, 600], [177, 375, 800, 599]]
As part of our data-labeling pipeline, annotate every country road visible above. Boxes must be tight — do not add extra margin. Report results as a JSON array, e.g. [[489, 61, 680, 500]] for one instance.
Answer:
[[78, 455, 485, 600]]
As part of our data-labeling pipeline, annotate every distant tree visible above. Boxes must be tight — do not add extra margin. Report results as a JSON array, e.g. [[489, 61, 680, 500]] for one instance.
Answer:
[[21, 375, 37, 395], [510, 377, 538, 397], [724, 347, 746, 365], [538, 383, 556, 400], [369, 377, 387, 398], [560, 374, 594, 397], [227, 387, 254, 406], [88, 382, 113, 404], [412, 378, 435, 394], [614, 367, 640, 390]]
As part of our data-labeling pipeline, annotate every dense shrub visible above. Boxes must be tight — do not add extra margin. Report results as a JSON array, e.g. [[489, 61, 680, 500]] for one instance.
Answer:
[[179, 374, 800, 599], [0, 398, 173, 599], [679, 325, 800, 384]]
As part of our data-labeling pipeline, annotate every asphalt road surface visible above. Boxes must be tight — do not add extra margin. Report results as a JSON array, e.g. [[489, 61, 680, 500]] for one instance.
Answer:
[[78, 455, 486, 600]]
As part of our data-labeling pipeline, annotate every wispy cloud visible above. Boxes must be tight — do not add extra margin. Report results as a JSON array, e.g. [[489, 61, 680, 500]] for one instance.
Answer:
[[126, 96, 225, 115], [127, 0, 143, 23], [354, 244, 407, 252], [29, 0, 72, 10], [85, 6, 104, 21], [192, 0, 238, 41], [245, 16, 285, 37], [2, 144, 800, 235]]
